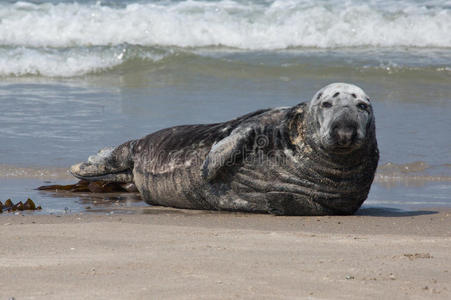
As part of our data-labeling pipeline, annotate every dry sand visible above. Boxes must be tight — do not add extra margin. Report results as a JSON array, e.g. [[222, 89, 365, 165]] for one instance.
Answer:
[[1, 206, 451, 299]]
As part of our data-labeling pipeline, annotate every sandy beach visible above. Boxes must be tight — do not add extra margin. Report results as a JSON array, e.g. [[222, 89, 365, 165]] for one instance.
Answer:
[[1, 207, 450, 299], [0, 1, 450, 299]]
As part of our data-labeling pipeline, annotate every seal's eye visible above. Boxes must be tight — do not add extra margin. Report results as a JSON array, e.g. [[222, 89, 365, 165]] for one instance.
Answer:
[[357, 102, 369, 110], [321, 101, 332, 108]]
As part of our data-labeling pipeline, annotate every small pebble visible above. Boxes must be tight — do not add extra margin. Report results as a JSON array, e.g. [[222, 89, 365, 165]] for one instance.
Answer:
[[345, 275, 355, 280]]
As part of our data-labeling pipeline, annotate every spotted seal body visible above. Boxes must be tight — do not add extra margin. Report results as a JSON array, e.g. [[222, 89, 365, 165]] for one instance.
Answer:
[[71, 83, 379, 215]]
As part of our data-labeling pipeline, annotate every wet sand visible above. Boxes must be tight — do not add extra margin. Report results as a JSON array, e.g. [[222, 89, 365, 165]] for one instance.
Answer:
[[1, 207, 451, 299]]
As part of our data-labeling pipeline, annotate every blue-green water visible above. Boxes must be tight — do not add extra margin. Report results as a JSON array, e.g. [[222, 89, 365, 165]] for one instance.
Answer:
[[0, 0, 450, 214]]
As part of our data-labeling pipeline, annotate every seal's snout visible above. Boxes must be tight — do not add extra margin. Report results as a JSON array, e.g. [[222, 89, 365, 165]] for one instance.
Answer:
[[331, 121, 357, 147], [335, 126, 356, 146]]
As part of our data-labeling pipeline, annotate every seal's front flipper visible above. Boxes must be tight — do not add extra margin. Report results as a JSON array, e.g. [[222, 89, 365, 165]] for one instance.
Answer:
[[70, 141, 135, 183], [202, 126, 255, 182]]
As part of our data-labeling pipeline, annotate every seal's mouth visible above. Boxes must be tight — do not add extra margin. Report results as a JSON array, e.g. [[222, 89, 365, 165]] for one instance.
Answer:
[[328, 144, 359, 154], [322, 134, 364, 154]]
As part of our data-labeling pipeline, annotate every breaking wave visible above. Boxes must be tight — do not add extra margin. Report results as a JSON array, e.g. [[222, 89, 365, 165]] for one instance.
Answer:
[[1, 0, 450, 49], [0, 45, 169, 77], [0, 0, 450, 77]]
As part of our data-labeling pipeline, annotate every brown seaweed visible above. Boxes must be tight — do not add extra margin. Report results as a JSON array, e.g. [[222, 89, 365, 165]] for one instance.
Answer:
[[5, 199, 13, 207], [24, 198, 36, 210], [15, 201, 24, 211], [0, 198, 41, 213], [37, 181, 89, 192]]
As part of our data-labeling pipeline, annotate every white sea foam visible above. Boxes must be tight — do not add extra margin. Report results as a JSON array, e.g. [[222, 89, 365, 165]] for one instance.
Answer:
[[0, 0, 450, 77], [0, 0, 450, 49], [0, 47, 120, 77], [0, 45, 167, 77]]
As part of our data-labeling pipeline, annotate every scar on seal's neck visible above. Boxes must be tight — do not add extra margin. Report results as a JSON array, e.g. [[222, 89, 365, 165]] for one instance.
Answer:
[[287, 104, 308, 146]]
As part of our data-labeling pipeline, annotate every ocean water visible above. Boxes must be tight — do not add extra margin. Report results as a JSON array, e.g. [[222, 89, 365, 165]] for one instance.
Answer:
[[0, 0, 450, 214]]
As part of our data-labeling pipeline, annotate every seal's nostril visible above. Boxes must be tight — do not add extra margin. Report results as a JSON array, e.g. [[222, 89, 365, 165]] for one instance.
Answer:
[[334, 125, 357, 146]]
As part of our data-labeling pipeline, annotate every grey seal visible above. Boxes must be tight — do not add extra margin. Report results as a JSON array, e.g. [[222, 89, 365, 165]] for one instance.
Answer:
[[70, 83, 379, 215]]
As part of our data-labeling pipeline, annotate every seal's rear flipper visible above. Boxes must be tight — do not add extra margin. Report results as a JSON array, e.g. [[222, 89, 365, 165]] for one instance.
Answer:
[[70, 141, 135, 183]]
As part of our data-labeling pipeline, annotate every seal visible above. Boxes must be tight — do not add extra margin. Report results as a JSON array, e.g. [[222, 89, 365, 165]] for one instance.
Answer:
[[70, 83, 379, 215]]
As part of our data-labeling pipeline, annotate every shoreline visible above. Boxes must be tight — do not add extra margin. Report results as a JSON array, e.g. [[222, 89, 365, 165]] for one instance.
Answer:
[[1, 207, 450, 299]]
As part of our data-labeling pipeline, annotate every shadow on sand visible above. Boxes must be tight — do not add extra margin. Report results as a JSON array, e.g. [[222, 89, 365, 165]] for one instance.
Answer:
[[137, 206, 440, 218], [356, 206, 438, 217]]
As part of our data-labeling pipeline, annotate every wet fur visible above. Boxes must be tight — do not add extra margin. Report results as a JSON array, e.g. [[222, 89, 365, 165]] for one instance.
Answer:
[[71, 83, 379, 215]]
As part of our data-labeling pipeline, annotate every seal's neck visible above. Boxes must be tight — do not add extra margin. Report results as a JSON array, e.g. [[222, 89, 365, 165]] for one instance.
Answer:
[[278, 104, 379, 214]]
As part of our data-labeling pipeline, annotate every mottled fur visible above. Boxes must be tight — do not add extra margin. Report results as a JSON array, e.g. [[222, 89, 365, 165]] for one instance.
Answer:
[[71, 83, 379, 215]]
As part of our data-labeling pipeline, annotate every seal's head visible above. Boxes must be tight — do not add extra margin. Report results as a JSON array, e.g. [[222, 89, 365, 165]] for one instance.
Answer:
[[307, 83, 375, 154]]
